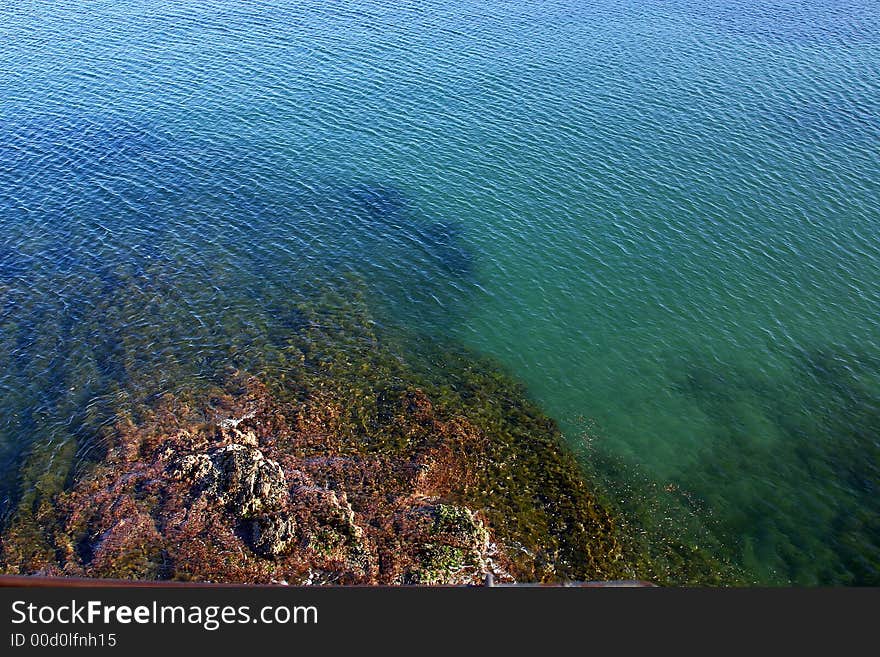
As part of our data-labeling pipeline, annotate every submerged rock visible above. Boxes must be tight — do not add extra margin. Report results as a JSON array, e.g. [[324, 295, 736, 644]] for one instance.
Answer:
[[173, 444, 289, 518], [0, 351, 633, 584]]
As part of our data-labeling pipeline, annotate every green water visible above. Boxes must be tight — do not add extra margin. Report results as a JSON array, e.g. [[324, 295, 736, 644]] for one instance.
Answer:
[[1, 0, 878, 583]]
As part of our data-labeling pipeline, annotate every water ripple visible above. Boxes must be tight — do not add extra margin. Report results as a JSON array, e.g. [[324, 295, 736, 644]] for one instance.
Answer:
[[1, 0, 878, 584]]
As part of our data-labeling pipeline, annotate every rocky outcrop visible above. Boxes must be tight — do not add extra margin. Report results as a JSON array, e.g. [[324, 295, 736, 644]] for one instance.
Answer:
[[173, 444, 288, 518], [167, 436, 376, 575], [0, 370, 625, 584], [172, 443, 297, 558]]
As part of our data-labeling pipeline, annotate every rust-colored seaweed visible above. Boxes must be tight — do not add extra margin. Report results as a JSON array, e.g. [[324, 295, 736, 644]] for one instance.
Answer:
[[1, 367, 628, 584]]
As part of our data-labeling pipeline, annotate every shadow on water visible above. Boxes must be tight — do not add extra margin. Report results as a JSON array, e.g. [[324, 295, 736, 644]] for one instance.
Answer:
[[343, 181, 473, 278], [343, 182, 475, 287], [279, 178, 479, 330]]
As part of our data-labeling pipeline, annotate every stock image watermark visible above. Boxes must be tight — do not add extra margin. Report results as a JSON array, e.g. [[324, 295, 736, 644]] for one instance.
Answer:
[[8, 599, 318, 647]]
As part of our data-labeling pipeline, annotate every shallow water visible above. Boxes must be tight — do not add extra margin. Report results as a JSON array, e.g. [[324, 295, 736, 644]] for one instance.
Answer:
[[1, 0, 878, 584]]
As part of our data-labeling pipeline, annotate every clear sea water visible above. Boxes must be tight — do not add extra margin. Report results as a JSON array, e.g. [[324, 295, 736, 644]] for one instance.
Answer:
[[1, 0, 878, 584]]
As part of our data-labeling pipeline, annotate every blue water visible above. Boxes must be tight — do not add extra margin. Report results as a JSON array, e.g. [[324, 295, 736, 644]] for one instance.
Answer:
[[1, 0, 878, 584]]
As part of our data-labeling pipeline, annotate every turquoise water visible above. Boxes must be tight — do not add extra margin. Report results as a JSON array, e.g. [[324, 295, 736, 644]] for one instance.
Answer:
[[1, 0, 878, 584]]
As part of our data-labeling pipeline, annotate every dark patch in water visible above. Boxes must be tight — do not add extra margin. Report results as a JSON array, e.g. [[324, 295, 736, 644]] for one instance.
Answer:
[[344, 183, 409, 227], [334, 183, 476, 276], [289, 180, 480, 325], [415, 220, 474, 279], [670, 345, 880, 584]]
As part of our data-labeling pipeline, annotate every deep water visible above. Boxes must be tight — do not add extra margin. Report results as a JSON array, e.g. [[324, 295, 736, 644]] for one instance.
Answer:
[[1, 0, 878, 584]]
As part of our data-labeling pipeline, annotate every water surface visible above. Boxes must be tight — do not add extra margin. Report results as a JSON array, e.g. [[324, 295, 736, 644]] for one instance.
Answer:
[[1, 0, 878, 584]]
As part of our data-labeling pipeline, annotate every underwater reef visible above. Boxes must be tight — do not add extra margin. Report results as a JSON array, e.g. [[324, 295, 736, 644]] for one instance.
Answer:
[[0, 363, 625, 584], [2, 374, 501, 584], [0, 281, 634, 584], [0, 259, 742, 584]]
